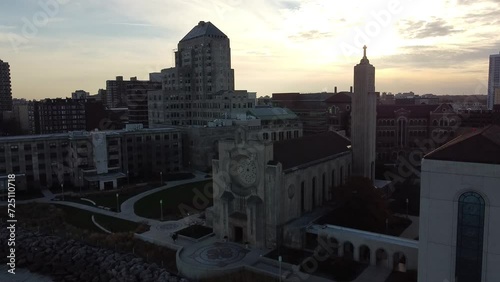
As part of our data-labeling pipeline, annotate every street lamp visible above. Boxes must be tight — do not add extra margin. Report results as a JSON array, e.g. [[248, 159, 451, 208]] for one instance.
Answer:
[[127, 170, 130, 185], [278, 255, 282, 282], [160, 171, 163, 185], [160, 199, 163, 221], [116, 193, 120, 212], [79, 176, 82, 195], [61, 183, 64, 201], [406, 198, 409, 219], [385, 218, 389, 234]]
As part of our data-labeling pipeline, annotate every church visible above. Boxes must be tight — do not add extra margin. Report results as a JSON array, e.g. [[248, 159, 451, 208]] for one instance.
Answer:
[[207, 46, 378, 249]]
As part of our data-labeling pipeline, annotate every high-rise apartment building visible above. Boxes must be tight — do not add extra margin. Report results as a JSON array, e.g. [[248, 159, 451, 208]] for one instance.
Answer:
[[488, 52, 500, 110], [0, 60, 13, 112], [106, 76, 161, 127], [148, 21, 255, 127]]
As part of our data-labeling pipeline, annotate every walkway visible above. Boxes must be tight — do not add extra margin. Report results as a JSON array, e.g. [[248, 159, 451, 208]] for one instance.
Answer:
[[353, 266, 392, 282], [398, 214, 419, 240]]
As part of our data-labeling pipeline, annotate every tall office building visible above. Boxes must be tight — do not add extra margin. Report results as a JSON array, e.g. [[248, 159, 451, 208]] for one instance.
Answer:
[[0, 60, 13, 112], [351, 46, 377, 180], [488, 52, 500, 110], [149, 21, 255, 127]]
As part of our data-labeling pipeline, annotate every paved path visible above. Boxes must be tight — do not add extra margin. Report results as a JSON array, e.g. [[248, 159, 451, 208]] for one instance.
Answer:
[[353, 266, 392, 282], [0, 171, 212, 246], [398, 214, 419, 240]]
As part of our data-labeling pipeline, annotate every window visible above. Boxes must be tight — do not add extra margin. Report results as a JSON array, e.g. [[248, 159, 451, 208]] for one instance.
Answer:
[[455, 191, 485, 282]]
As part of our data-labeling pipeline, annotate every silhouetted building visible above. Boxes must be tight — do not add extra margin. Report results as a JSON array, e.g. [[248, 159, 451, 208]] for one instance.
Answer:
[[0, 126, 183, 192], [488, 52, 500, 109], [72, 90, 89, 100], [106, 76, 161, 111], [272, 91, 353, 135], [0, 60, 12, 112], [29, 98, 107, 134]]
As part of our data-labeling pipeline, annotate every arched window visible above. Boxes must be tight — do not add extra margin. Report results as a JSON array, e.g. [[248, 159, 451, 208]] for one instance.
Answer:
[[455, 192, 485, 282], [433, 120, 438, 126]]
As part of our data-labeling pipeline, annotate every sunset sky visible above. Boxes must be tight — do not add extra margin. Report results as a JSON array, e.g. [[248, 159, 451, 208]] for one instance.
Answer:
[[0, 0, 499, 100]]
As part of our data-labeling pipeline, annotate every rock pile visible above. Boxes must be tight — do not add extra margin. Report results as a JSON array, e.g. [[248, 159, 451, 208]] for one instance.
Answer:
[[0, 227, 187, 282]]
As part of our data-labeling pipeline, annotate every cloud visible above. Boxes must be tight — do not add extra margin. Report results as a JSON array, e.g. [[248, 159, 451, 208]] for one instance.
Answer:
[[288, 30, 333, 41], [378, 41, 500, 69], [399, 17, 461, 39]]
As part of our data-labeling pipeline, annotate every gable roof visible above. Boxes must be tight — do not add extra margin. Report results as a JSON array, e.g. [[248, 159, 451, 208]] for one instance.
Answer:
[[325, 92, 352, 103], [245, 107, 297, 121], [273, 131, 351, 170], [180, 21, 227, 42], [377, 104, 439, 118], [424, 125, 500, 164]]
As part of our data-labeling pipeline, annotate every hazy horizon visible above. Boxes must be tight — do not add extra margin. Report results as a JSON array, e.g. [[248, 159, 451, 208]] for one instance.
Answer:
[[1, 0, 499, 100]]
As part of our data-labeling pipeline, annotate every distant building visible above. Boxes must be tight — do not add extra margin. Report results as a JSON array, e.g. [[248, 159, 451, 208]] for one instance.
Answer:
[[395, 97, 439, 105], [0, 60, 12, 112], [27, 98, 107, 135], [148, 21, 256, 127], [105, 76, 161, 114], [419, 125, 500, 282], [0, 126, 183, 192], [272, 90, 352, 135], [488, 52, 500, 110], [71, 90, 89, 100], [181, 107, 303, 171], [495, 88, 500, 106]]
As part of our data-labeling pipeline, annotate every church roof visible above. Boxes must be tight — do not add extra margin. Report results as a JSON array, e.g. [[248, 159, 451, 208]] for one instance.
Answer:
[[180, 21, 227, 42], [424, 125, 500, 164], [325, 92, 352, 103], [273, 131, 351, 170], [244, 107, 298, 121], [377, 104, 439, 118]]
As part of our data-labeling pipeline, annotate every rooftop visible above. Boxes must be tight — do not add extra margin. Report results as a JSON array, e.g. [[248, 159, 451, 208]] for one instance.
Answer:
[[180, 21, 227, 42], [377, 104, 440, 118], [273, 131, 351, 170], [424, 125, 500, 164], [243, 107, 298, 121]]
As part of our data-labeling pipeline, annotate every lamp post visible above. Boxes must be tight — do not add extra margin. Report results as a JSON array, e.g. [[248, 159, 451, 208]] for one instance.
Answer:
[[278, 255, 282, 282], [160, 199, 163, 221], [406, 198, 409, 219], [79, 176, 82, 195], [116, 193, 120, 212], [160, 171, 163, 185], [61, 183, 64, 201], [127, 170, 130, 185], [385, 218, 389, 234]]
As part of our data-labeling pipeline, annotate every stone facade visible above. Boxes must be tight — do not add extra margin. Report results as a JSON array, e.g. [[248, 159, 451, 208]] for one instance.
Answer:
[[351, 46, 377, 180], [210, 130, 352, 249]]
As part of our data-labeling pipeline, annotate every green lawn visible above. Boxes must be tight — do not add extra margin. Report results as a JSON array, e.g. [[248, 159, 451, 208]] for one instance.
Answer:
[[134, 180, 212, 221], [55, 204, 148, 234], [94, 214, 149, 233], [55, 195, 95, 206], [55, 205, 104, 233], [176, 225, 213, 239], [82, 185, 156, 211]]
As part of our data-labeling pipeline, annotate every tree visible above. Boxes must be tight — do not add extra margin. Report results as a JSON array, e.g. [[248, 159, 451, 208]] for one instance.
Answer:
[[331, 177, 390, 233]]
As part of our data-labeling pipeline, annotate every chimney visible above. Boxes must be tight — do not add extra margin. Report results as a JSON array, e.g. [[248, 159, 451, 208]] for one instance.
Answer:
[[334, 86, 337, 94]]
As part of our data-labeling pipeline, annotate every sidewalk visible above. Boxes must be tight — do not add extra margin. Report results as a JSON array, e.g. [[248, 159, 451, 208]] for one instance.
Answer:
[[353, 266, 392, 282], [398, 214, 419, 240]]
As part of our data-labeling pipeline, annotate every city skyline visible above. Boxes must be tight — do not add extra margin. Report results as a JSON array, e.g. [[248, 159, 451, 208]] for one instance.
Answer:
[[0, 0, 499, 100]]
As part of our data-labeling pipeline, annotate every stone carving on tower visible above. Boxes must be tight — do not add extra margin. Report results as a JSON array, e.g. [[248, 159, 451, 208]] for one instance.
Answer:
[[351, 46, 377, 181]]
